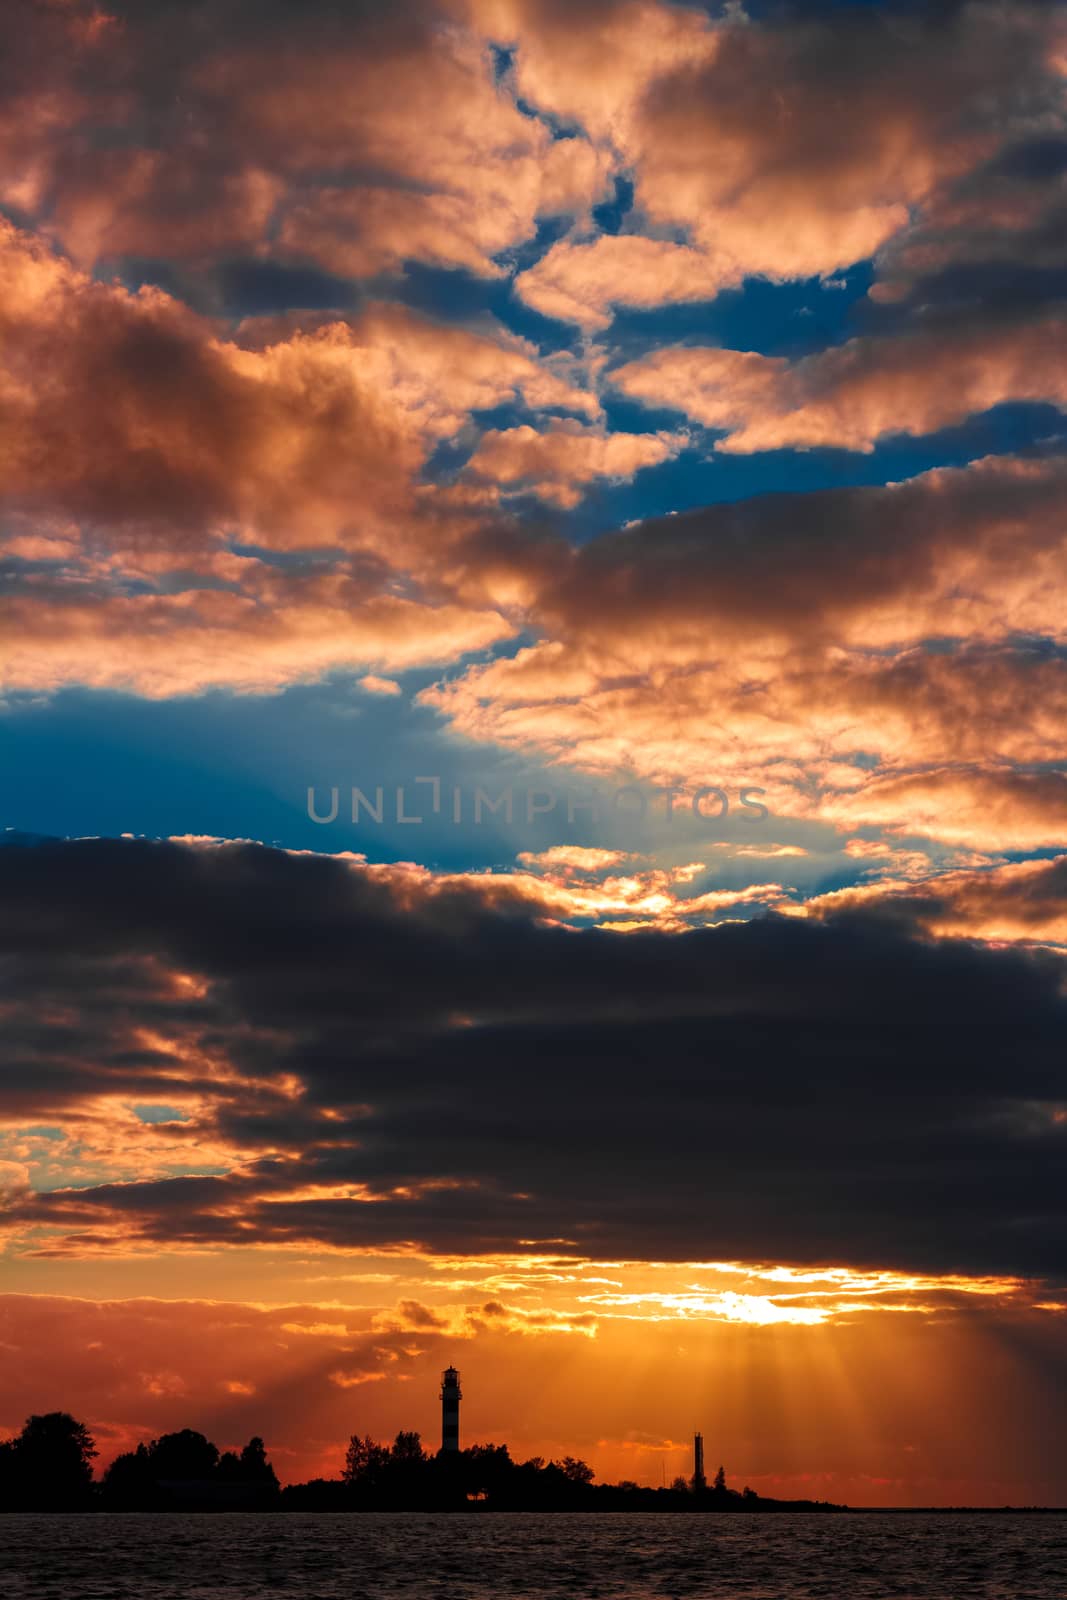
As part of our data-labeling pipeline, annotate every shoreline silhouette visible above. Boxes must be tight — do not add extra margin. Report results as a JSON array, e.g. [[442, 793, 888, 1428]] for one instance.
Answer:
[[2, 1412, 1063, 1515]]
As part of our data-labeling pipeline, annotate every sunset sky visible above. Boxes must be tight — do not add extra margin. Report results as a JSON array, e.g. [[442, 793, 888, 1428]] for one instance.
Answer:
[[1, 0, 1066, 1507]]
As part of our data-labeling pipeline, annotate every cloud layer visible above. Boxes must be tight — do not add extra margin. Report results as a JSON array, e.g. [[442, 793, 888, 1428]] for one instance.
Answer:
[[0, 0, 1063, 867], [2, 836, 1065, 1281]]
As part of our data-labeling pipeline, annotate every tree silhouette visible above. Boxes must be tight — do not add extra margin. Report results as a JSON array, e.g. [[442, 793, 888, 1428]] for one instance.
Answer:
[[102, 1443, 156, 1507], [0, 1439, 16, 1507], [713, 1463, 727, 1492], [343, 1433, 390, 1491], [101, 1429, 279, 1507], [558, 1456, 595, 1486], [390, 1430, 425, 1466], [148, 1429, 219, 1480], [239, 1436, 279, 1490], [463, 1442, 513, 1498], [216, 1449, 243, 1482], [2, 1413, 96, 1509]]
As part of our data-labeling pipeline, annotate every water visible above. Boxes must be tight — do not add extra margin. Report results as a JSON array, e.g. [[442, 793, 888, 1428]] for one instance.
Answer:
[[1, 1511, 1064, 1599]]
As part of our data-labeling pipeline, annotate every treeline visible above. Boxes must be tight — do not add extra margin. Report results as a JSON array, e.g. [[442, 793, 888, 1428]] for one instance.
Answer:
[[312, 1432, 841, 1512], [0, 1413, 846, 1512], [102, 1428, 279, 1509], [0, 1413, 278, 1511], [289, 1431, 605, 1511]]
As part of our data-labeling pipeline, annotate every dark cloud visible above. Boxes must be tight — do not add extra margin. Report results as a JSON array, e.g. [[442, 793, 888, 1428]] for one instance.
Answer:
[[536, 453, 1067, 638], [872, 124, 1067, 318], [1, 834, 1065, 1278]]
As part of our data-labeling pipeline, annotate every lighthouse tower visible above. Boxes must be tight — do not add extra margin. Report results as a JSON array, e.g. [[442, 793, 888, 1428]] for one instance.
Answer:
[[440, 1365, 461, 1453], [692, 1431, 706, 1492]]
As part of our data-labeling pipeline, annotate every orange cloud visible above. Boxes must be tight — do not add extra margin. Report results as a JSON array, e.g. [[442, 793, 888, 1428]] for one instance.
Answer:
[[274, 132, 605, 282], [802, 855, 1067, 946], [471, 852, 784, 930], [424, 639, 1067, 849], [372, 1296, 596, 1338], [0, 581, 512, 698], [820, 768, 1067, 853], [421, 453, 1067, 845], [0, 216, 635, 693], [0, 0, 610, 279], [475, 0, 716, 147], [0, 218, 594, 556], [503, 0, 1062, 326], [515, 235, 728, 329], [463, 419, 682, 505], [2, 0, 1060, 336], [612, 317, 1067, 453]]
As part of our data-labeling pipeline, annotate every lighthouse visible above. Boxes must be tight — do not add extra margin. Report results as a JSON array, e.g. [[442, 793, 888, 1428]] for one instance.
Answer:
[[440, 1365, 461, 1453], [692, 1431, 706, 1492]]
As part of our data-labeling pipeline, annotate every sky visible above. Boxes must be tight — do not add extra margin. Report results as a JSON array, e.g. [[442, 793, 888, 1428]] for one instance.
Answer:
[[0, 0, 1066, 1506]]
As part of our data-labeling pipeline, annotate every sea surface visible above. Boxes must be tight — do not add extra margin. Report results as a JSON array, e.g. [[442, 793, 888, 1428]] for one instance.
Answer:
[[2, 1511, 1065, 1599]]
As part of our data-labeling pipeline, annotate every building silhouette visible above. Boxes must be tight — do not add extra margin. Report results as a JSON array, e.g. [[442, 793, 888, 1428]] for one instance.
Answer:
[[440, 1366, 461, 1453]]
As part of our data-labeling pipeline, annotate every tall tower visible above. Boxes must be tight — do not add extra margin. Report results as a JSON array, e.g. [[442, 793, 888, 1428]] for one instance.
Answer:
[[440, 1365, 461, 1453], [692, 1431, 706, 1492]]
